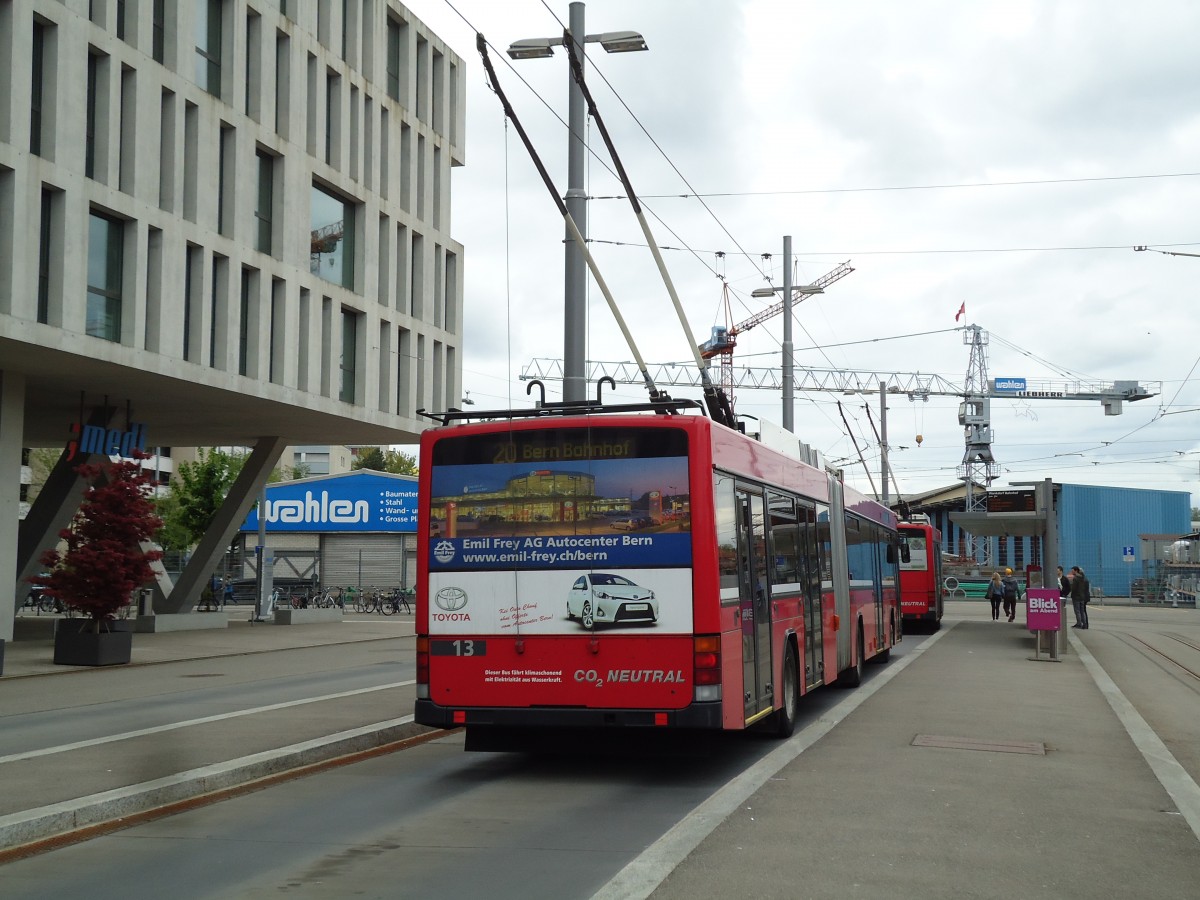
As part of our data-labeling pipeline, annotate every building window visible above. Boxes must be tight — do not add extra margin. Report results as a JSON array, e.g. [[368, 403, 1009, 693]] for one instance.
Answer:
[[386, 18, 400, 100], [239, 268, 252, 376], [211, 255, 228, 368], [255, 150, 274, 254], [218, 123, 233, 236], [340, 308, 358, 403], [341, 0, 350, 61], [184, 244, 200, 360], [274, 31, 290, 137], [38, 189, 53, 323], [310, 183, 354, 290], [325, 69, 340, 166], [416, 36, 428, 123], [195, 0, 223, 97], [31, 22, 46, 156], [153, 0, 166, 63], [87, 212, 123, 342], [85, 53, 98, 178], [116, 0, 127, 41]]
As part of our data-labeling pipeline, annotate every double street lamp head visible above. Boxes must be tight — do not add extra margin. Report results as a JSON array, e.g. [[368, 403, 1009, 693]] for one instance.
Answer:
[[750, 285, 825, 298], [506, 30, 648, 60]]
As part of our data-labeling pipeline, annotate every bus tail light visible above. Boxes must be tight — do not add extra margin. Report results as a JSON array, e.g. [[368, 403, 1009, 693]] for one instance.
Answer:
[[416, 636, 430, 699], [693, 635, 722, 702]]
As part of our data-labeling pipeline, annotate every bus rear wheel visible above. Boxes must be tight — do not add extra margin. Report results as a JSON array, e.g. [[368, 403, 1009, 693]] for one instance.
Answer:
[[774, 646, 800, 738]]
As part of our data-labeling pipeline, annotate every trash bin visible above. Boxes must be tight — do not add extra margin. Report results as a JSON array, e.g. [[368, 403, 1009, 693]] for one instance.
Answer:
[[138, 589, 153, 617]]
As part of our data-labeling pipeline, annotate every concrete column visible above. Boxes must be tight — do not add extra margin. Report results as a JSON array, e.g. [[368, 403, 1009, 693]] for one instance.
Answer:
[[16, 407, 115, 588], [1, 371, 27, 644], [159, 436, 286, 614]]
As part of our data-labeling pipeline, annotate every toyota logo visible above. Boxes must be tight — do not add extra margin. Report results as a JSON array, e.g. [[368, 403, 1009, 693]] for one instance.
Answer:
[[435, 587, 468, 612]]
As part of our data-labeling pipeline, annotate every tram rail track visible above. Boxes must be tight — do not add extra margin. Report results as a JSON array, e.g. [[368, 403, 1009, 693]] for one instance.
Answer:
[[1119, 632, 1200, 685]]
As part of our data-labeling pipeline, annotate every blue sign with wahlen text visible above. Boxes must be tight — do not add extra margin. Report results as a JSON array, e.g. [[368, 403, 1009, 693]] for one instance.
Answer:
[[993, 377, 1027, 392], [241, 472, 417, 533]]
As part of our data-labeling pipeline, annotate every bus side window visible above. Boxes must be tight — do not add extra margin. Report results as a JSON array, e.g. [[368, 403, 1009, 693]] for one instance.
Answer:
[[714, 473, 740, 599]]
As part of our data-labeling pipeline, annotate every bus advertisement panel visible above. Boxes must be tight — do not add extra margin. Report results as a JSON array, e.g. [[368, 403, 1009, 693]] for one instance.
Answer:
[[421, 425, 698, 712]]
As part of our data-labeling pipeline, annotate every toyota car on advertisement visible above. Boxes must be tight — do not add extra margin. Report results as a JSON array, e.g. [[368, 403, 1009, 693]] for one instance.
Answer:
[[566, 573, 659, 628]]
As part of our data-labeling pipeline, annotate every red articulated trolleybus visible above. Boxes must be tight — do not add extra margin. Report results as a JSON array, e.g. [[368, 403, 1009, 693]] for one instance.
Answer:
[[414, 401, 903, 750], [898, 516, 944, 630]]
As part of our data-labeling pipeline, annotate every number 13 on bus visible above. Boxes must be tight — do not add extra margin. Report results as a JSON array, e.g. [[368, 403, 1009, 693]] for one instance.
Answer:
[[414, 407, 904, 750]]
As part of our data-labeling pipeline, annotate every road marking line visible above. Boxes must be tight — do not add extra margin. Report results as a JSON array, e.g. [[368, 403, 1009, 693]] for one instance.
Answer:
[[0, 681, 415, 765], [1070, 632, 1200, 843], [591, 626, 955, 900]]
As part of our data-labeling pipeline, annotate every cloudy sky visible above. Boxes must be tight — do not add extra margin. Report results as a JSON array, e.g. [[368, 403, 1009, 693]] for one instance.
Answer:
[[408, 0, 1200, 508]]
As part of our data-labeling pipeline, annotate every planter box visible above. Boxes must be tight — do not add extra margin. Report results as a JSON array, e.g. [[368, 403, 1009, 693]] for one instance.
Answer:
[[272, 607, 343, 625], [135, 612, 229, 633], [53, 625, 133, 667]]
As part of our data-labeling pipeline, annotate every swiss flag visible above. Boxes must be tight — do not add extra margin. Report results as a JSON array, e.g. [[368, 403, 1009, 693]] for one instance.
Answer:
[[955, 302, 966, 322]]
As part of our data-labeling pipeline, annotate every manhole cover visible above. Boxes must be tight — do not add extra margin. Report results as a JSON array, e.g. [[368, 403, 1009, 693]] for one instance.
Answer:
[[912, 734, 1045, 755]]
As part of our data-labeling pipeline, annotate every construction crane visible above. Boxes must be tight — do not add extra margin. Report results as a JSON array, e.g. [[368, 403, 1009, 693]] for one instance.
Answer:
[[310, 220, 343, 273], [697, 260, 854, 413], [520, 351, 1158, 413], [522, 324, 1159, 540]]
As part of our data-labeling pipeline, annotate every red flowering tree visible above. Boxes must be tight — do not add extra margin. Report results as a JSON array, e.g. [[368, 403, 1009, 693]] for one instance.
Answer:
[[32, 455, 163, 631]]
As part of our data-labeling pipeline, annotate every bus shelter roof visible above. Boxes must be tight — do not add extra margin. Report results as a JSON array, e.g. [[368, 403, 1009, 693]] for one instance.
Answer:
[[949, 511, 1046, 538]]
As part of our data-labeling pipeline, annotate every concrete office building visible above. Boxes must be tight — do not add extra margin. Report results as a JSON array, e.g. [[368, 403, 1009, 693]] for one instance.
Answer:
[[1, 0, 465, 645]]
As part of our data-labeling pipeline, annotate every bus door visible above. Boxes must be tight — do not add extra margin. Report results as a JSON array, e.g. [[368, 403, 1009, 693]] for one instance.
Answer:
[[735, 487, 773, 723], [827, 478, 852, 675], [874, 523, 887, 649], [798, 500, 823, 691]]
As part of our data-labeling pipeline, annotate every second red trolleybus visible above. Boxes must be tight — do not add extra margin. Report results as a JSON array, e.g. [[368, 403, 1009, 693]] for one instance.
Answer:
[[898, 516, 944, 630], [415, 402, 902, 749]]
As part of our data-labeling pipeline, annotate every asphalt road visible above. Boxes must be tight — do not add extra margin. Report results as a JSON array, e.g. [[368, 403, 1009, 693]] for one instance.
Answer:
[[4, 603, 1200, 899]]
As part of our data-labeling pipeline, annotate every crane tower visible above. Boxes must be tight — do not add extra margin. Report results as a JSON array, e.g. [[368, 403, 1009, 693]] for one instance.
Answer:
[[956, 325, 999, 514]]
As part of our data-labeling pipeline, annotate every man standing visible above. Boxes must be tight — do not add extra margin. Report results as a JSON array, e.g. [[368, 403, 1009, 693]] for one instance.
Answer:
[[1070, 565, 1090, 629], [1001, 568, 1020, 622]]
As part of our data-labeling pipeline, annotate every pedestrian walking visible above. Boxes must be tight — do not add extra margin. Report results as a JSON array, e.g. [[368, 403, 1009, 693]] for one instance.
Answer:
[[1001, 568, 1020, 622], [986, 572, 1004, 621], [1070, 565, 1090, 628]]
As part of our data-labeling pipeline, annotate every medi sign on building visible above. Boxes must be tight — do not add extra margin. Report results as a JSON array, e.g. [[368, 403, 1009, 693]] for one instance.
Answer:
[[240, 471, 417, 534]]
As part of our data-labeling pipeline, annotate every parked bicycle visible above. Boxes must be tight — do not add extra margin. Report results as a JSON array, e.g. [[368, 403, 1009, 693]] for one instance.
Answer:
[[391, 588, 414, 615], [375, 587, 413, 616], [19, 585, 63, 615], [310, 587, 345, 609]]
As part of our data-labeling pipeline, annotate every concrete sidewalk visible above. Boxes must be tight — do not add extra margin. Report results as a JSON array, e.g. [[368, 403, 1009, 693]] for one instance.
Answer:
[[2, 612, 412, 678], [642, 607, 1200, 899]]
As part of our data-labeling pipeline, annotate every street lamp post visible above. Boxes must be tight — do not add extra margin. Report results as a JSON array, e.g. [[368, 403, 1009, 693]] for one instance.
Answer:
[[751, 236, 824, 433], [508, 2, 647, 404]]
